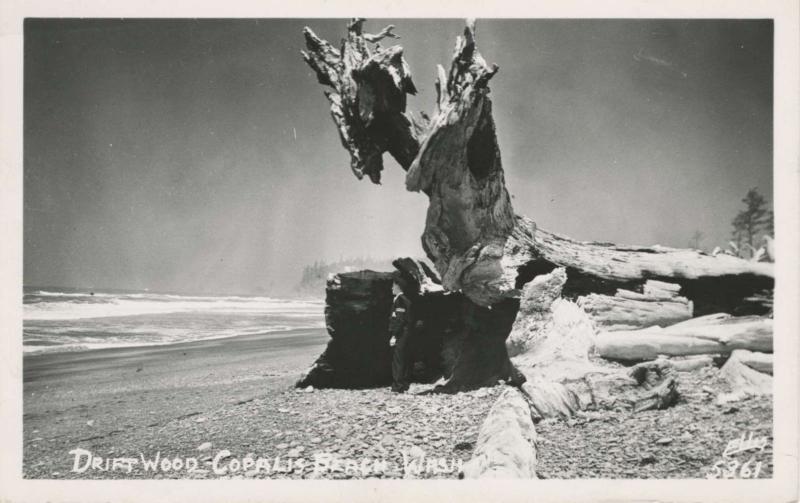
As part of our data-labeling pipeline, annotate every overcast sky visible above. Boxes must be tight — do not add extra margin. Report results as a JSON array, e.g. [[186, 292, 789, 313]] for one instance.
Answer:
[[24, 18, 773, 294]]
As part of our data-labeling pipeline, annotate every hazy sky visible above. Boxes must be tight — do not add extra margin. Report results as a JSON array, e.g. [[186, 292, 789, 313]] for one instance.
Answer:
[[24, 19, 773, 294]]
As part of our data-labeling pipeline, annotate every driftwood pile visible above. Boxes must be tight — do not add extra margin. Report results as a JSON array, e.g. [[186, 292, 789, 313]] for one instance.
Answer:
[[463, 266, 773, 478]]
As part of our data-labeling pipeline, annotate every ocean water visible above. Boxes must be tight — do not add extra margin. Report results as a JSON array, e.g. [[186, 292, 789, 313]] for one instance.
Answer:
[[23, 287, 325, 354]]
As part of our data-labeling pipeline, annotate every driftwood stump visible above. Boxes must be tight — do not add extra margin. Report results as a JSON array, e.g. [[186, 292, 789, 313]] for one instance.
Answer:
[[301, 19, 774, 391]]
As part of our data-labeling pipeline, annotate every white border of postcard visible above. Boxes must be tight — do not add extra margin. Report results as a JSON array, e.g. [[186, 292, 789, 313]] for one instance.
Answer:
[[1, 0, 797, 502]]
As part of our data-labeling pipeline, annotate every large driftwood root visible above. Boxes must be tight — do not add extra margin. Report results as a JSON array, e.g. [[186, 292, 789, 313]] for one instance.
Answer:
[[302, 19, 774, 312], [301, 19, 774, 393]]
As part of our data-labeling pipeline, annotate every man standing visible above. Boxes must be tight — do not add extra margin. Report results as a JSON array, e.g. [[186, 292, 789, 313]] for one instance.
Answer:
[[389, 277, 416, 393]]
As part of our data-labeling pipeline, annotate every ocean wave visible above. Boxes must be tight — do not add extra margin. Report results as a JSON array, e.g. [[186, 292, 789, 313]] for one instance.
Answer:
[[29, 290, 116, 298], [26, 289, 321, 303], [22, 289, 327, 354], [23, 297, 324, 321]]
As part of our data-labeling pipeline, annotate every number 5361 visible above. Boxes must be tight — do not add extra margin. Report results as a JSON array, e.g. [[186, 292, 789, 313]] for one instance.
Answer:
[[706, 456, 763, 479]]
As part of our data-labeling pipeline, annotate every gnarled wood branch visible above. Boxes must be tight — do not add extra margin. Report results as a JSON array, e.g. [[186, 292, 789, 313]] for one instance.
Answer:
[[302, 21, 419, 183]]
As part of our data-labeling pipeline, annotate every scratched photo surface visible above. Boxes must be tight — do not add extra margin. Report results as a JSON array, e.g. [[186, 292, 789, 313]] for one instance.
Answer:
[[23, 18, 774, 480]]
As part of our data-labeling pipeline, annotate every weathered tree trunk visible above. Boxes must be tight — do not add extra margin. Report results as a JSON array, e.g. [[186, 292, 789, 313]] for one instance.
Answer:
[[301, 19, 775, 390], [393, 257, 523, 391], [440, 297, 524, 392]]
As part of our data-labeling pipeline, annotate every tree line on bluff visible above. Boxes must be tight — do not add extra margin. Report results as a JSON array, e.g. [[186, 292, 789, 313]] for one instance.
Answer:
[[296, 257, 397, 294], [689, 187, 774, 261]]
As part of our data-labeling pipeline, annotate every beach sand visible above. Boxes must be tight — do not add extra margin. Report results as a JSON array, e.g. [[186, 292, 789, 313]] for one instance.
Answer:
[[23, 330, 773, 480], [23, 329, 494, 479]]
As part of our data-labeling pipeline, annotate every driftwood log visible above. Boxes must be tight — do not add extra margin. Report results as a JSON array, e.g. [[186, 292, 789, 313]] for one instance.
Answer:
[[577, 280, 693, 331], [460, 387, 538, 478], [595, 314, 773, 362], [302, 19, 775, 390]]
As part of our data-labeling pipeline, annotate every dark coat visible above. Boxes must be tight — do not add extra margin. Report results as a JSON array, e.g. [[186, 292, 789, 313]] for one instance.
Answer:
[[389, 293, 414, 339]]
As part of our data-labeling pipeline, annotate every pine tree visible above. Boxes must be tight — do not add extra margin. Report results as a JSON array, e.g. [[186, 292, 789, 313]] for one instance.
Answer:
[[731, 188, 770, 258], [764, 209, 775, 237]]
